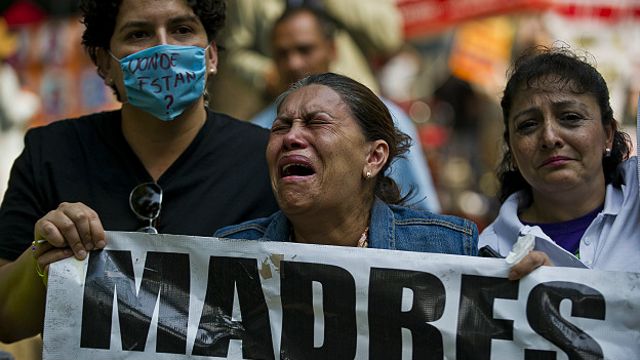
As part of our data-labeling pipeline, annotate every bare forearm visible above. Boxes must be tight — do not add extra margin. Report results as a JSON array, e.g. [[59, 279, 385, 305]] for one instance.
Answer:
[[0, 251, 46, 343]]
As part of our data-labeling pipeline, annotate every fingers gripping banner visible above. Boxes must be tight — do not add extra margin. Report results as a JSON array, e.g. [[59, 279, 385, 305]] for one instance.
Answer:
[[43, 232, 640, 359]]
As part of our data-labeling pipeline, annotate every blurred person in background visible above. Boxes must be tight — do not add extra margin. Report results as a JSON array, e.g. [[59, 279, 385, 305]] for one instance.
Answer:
[[0, 17, 41, 360], [480, 46, 639, 273], [0, 0, 279, 343], [0, 18, 39, 203], [251, 6, 440, 211], [209, 0, 403, 120]]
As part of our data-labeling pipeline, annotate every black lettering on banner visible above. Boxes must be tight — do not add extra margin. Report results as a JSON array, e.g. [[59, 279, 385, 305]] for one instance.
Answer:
[[79, 250, 190, 354], [524, 350, 557, 360], [368, 268, 445, 360], [193, 256, 274, 359], [525, 281, 605, 360], [456, 275, 519, 360], [280, 261, 356, 360]]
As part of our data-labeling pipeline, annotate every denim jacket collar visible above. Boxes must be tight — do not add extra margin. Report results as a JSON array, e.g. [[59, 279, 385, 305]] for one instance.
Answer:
[[262, 210, 291, 243], [261, 197, 394, 248], [368, 197, 396, 250]]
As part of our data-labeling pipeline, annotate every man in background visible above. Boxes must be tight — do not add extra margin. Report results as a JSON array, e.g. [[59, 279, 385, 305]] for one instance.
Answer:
[[209, 0, 403, 120], [252, 6, 441, 212]]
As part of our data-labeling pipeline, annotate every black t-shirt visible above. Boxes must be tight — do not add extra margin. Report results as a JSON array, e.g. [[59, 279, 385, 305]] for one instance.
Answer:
[[0, 109, 279, 261]]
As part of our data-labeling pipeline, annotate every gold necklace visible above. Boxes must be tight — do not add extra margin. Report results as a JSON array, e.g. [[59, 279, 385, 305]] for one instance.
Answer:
[[290, 226, 369, 247]]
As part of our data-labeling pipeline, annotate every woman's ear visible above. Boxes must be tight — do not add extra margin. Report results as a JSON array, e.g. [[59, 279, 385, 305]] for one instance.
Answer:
[[364, 140, 389, 178], [206, 41, 218, 76], [604, 123, 614, 150]]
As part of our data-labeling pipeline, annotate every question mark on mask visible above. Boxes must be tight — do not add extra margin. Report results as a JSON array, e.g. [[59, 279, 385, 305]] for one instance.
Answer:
[[164, 94, 174, 111]]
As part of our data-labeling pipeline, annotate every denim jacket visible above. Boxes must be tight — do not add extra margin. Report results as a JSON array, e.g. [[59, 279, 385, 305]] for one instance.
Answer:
[[214, 198, 478, 255]]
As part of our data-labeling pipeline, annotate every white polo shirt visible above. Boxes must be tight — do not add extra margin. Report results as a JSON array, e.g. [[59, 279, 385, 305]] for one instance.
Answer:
[[480, 157, 639, 273]]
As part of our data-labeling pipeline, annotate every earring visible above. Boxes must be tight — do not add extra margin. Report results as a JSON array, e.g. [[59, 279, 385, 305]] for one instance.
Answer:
[[604, 148, 611, 157], [105, 78, 114, 86], [209, 68, 217, 75], [365, 171, 372, 179]]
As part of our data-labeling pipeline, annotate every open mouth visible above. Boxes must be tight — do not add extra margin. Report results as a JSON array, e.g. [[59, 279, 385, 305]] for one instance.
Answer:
[[281, 163, 316, 178]]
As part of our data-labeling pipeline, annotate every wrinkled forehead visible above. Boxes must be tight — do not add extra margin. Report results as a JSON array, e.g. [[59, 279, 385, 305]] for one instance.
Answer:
[[516, 73, 591, 97], [508, 74, 601, 114], [507, 76, 603, 126], [278, 84, 348, 116]]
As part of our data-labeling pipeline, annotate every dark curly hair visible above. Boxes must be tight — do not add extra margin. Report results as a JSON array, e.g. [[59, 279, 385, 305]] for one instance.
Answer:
[[276, 72, 413, 205], [79, 0, 225, 75], [497, 45, 632, 203]]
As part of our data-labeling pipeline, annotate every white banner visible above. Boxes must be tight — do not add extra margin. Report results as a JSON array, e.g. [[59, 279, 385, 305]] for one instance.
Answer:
[[43, 231, 640, 359]]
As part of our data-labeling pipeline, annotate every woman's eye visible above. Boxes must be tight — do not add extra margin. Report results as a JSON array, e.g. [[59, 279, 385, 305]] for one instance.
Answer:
[[515, 120, 537, 132], [561, 113, 583, 123], [307, 117, 329, 126], [270, 122, 290, 133]]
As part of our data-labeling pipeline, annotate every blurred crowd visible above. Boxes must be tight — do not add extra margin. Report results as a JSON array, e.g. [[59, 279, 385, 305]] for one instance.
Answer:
[[0, 0, 639, 227], [0, 1, 638, 359]]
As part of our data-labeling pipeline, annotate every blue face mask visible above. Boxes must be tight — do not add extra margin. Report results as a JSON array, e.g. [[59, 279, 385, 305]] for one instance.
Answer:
[[111, 44, 208, 121]]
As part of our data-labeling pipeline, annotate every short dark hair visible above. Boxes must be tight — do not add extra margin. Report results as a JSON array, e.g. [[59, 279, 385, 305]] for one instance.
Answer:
[[276, 72, 413, 205], [79, 0, 225, 69], [497, 45, 632, 203], [272, 5, 336, 41]]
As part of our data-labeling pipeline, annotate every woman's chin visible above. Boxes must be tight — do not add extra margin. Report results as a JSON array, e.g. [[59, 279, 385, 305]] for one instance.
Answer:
[[533, 176, 589, 195], [277, 190, 317, 215]]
